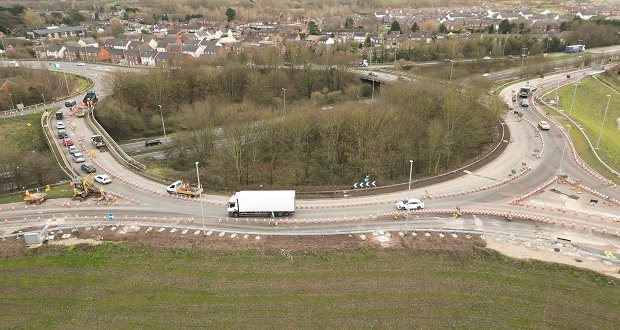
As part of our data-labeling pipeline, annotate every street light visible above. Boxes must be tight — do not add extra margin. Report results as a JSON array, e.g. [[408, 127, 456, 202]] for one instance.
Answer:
[[281, 88, 286, 114], [9, 93, 14, 110], [41, 93, 45, 105], [569, 82, 579, 115], [448, 59, 454, 81], [158, 105, 167, 142], [405, 160, 413, 235], [559, 125, 572, 174], [595, 94, 612, 149], [520, 48, 528, 70], [195, 162, 206, 236]]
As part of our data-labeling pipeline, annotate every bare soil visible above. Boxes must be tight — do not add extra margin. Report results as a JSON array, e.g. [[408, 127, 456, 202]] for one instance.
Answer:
[[0, 226, 487, 258]]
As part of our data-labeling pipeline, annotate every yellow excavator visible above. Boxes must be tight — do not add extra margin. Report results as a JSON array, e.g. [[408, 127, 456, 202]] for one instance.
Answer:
[[23, 190, 47, 204], [71, 175, 115, 204]]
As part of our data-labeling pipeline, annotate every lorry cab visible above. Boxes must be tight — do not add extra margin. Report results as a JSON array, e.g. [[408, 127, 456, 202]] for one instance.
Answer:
[[227, 195, 238, 214], [166, 181, 183, 194]]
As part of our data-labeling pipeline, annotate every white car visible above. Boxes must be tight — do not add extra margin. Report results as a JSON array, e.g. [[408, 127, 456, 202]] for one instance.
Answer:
[[396, 198, 425, 210], [67, 145, 79, 154], [72, 152, 85, 163], [76, 62, 85, 66], [94, 174, 112, 184], [538, 121, 551, 130], [56, 121, 66, 129], [483, 56, 491, 60], [482, 73, 490, 77]]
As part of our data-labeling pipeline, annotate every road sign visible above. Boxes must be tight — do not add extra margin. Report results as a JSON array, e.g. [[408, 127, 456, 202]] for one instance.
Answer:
[[90, 149, 96, 156], [108, 212, 115, 223]]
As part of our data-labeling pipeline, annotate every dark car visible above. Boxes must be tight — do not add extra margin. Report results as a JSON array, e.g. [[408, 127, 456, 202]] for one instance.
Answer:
[[55, 111, 63, 120], [81, 163, 96, 173], [145, 139, 162, 147], [64, 100, 76, 107], [57, 130, 68, 139]]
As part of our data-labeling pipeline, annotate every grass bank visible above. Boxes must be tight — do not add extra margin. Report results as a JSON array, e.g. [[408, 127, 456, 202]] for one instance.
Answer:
[[0, 243, 618, 328], [553, 73, 620, 179]]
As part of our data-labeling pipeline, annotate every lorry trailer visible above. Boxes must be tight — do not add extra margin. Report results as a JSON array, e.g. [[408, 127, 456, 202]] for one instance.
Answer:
[[227, 190, 295, 217]]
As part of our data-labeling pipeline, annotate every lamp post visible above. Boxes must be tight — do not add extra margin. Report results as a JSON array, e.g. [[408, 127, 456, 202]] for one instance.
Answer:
[[158, 105, 167, 142], [9, 93, 14, 110], [449, 59, 454, 81], [520, 48, 528, 69], [195, 162, 206, 236], [281, 87, 286, 114], [405, 160, 413, 235], [559, 125, 572, 174], [41, 93, 45, 105], [595, 94, 612, 149], [569, 82, 579, 115], [554, 79, 560, 105]]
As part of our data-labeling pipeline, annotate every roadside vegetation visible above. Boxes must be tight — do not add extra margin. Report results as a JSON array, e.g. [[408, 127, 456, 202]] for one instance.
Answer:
[[554, 70, 620, 178], [0, 241, 618, 328], [98, 65, 503, 189], [0, 66, 83, 111], [0, 111, 64, 194]]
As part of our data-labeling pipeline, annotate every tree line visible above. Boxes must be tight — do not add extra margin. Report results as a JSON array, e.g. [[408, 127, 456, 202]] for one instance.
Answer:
[[98, 66, 503, 189], [0, 66, 82, 110], [99, 65, 363, 139]]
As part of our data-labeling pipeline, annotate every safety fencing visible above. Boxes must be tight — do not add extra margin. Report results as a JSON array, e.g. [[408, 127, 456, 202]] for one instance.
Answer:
[[536, 73, 620, 185], [564, 177, 620, 206], [2, 207, 619, 238], [511, 176, 557, 205]]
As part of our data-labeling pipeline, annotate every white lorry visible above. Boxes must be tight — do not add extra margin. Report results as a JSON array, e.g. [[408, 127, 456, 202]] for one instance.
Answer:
[[227, 190, 295, 217]]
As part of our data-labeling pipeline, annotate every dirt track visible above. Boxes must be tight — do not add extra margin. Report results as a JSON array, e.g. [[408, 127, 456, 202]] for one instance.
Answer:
[[0, 227, 487, 258]]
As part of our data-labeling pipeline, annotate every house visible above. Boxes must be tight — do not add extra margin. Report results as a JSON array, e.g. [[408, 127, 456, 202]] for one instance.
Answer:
[[142, 36, 159, 49], [78, 37, 98, 47], [28, 26, 86, 40], [141, 50, 158, 66], [79, 46, 109, 62], [46, 45, 66, 59], [154, 52, 173, 67], [127, 40, 145, 50], [64, 46, 81, 61], [108, 48, 125, 63], [125, 49, 141, 65], [353, 32, 367, 43], [182, 45, 205, 58]]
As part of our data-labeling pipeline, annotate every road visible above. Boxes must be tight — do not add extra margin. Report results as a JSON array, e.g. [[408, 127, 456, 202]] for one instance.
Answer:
[[1, 60, 619, 259]]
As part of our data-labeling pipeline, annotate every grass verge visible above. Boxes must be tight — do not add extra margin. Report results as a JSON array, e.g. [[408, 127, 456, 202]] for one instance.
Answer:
[[0, 243, 618, 328], [0, 182, 73, 204], [552, 74, 620, 180]]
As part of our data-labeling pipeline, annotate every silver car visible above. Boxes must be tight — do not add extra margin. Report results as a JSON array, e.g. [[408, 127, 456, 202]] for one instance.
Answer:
[[72, 152, 86, 163]]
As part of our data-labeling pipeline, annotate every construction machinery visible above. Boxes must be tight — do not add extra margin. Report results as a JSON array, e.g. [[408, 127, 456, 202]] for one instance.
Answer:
[[166, 180, 203, 197], [75, 106, 87, 118], [71, 175, 115, 203], [91, 135, 106, 150], [23, 190, 47, 204], [83, 90, 98, 106]]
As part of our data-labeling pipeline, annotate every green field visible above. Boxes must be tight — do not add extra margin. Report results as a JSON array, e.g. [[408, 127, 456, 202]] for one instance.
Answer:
[[1, 242, 618, 328], [0, 111, 49, 153], [555, 73, 620, 176], [0, 182, 73, 204]]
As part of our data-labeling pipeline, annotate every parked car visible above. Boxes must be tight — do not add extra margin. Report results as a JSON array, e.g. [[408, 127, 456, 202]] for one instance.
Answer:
[[94, 174, 112, 184], [482, 73, 490, 77], [57, 130, 68, 139], [67, 145, 79, 154], [396, 198, 425, 210], [56, 121, 66, 129], [63, 138, 74, 147], [538, 121, 551, 130], [72, 152, 86, 163], [81, 163, 96, 173], [368, 72, 377, 76], [64, 100, 76, 107], [145, 139, 162, 147], [76, 62, 85, 66]]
